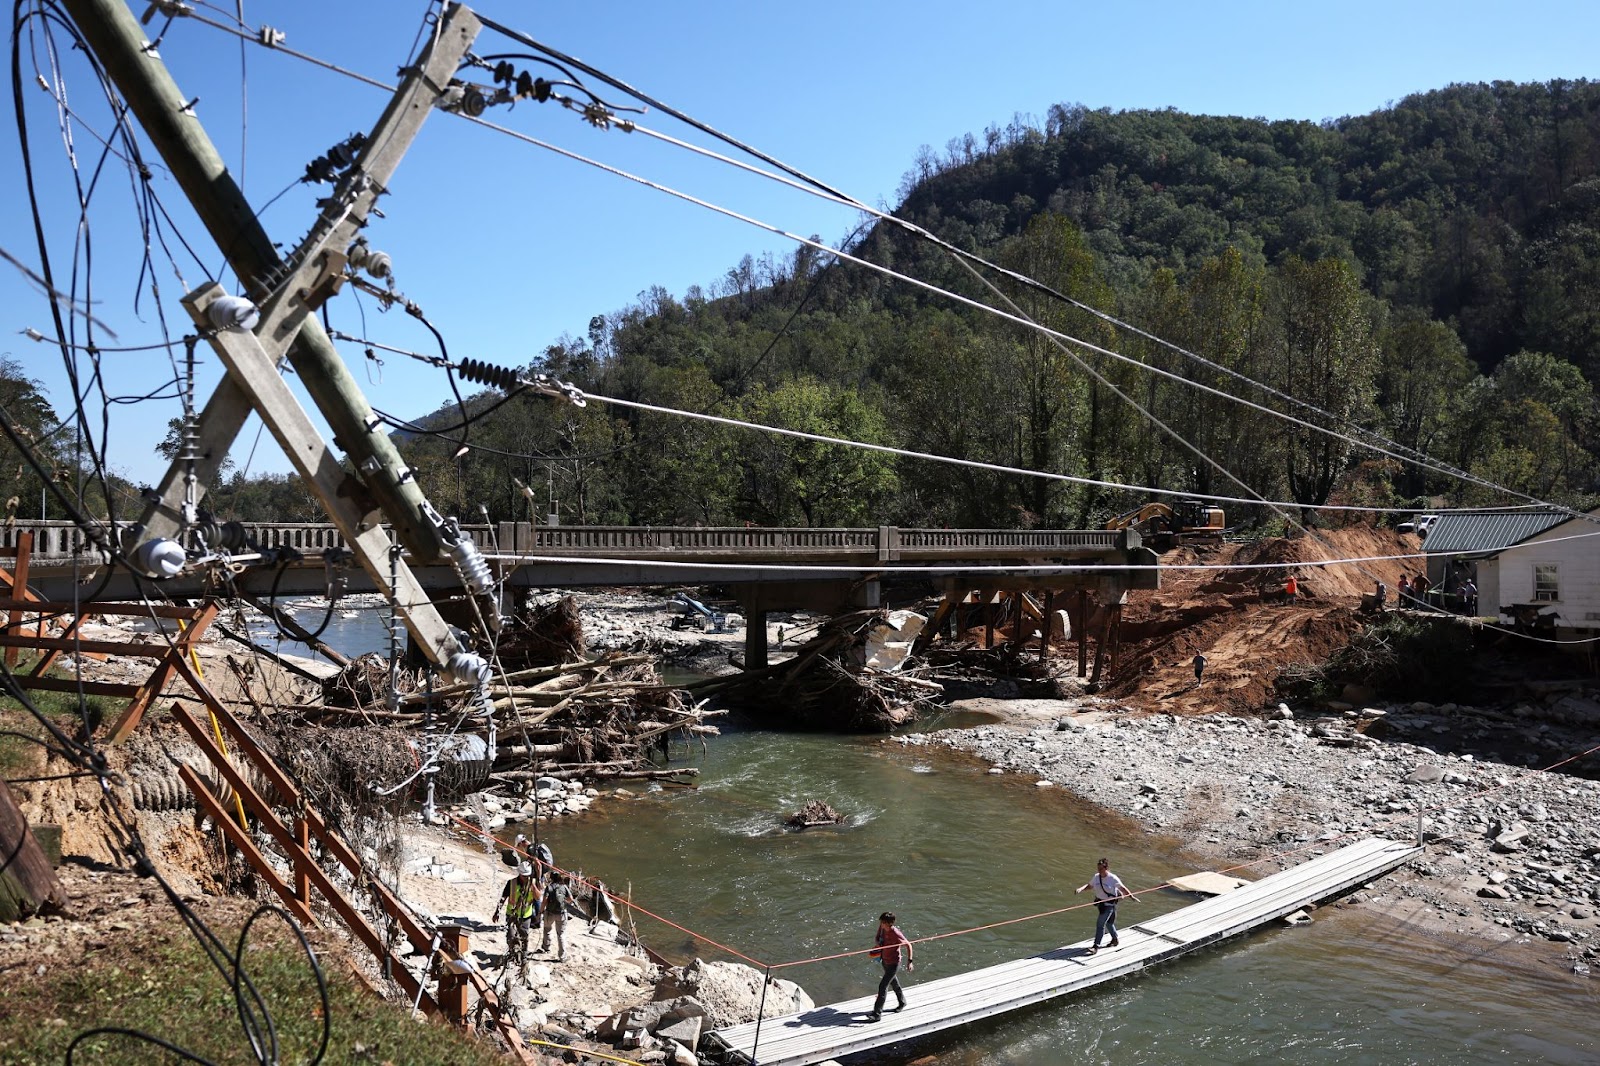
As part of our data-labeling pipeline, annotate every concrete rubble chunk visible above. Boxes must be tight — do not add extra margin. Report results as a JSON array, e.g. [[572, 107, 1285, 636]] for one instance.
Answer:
[[596, 996, 706, 1040], [656, 1015, 703, 1048], [652, 958, 813, 1029]]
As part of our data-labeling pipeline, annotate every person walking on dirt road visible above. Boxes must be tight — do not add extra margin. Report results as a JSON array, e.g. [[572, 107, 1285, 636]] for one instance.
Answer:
[[1077, 857, 1137, 953], [1192, 653, 1207, 684], [1284, 573, 1298, 604]]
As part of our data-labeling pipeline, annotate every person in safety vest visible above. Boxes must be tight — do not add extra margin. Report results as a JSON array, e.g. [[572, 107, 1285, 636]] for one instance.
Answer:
[[494, 861, 541, 959]]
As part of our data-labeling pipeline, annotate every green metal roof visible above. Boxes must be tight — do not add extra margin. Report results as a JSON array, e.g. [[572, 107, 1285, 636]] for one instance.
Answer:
[[1421, 510, 1574, 555]]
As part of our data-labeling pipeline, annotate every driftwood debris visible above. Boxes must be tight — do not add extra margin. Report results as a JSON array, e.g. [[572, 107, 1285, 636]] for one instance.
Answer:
[[689, 609, 940, 732], [298, 646, 707, 803], [785, 799, 846, 828], [496, 594, 586, 669]]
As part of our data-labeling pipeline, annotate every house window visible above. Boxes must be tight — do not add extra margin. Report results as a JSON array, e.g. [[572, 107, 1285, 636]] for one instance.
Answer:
[[1533, 563, 1560, 602]]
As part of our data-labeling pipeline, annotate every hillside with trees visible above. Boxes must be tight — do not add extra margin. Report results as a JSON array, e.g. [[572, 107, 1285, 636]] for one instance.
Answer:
[[215, 78, 1600, 531]]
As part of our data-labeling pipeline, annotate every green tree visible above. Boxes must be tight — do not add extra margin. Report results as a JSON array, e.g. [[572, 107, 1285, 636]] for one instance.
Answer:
[[1265, 257, 1379, 519], [722, 377, 896, 526]]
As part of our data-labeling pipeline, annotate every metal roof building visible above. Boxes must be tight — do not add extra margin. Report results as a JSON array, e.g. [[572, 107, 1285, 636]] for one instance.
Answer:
[[1420, 507, 1600, 632], [1421, 510, 1572, 556]]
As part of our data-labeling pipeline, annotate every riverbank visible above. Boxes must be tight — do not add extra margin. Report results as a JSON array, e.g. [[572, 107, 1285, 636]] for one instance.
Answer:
[[919, 694, 1600, 977]]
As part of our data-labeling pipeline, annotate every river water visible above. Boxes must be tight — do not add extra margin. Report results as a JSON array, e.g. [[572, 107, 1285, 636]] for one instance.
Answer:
[[524, 718, 1599, 1065], [281, 611, 1599, 1063]]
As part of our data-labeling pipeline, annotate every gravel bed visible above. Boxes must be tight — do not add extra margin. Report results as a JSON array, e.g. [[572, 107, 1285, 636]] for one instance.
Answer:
[[908, 700, 1600, 975]]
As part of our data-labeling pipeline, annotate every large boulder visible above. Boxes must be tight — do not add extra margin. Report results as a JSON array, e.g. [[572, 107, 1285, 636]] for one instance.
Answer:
[[652, 958, 814, 1029]]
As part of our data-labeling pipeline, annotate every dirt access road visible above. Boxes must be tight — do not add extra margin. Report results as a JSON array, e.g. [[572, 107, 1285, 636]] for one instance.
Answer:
[[1108, 526, 1429, 715]]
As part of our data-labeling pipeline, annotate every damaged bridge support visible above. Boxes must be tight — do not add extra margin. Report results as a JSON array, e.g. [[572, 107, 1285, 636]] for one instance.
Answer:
[[926, 576, 1136, 681], [731, 579, 881, 672]]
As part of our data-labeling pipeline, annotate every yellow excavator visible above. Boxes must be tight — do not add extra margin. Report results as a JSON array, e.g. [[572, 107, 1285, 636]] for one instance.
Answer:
[[1104, 499, 1226, 552]]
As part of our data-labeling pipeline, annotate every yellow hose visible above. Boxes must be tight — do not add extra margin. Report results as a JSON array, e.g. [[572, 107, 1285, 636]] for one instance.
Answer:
[[177, 617, 249, 828]]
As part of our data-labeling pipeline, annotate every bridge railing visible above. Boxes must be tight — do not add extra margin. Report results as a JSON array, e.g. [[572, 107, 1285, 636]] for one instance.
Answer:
[[240, 523, 493, 552], [1, 520, 496, 560], [499, 524, 882, 555], [7, 519, 1132, 564], [495, 523, 1133, 560], [0, 520, 123, 558], [897, 528, 1125, 552]]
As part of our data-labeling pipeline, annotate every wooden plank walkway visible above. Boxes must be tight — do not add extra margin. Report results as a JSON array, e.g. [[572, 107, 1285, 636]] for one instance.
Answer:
[[705, 836, 1419, 1066]]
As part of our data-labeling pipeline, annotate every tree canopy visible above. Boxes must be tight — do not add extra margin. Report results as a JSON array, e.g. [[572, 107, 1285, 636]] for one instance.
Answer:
[[211, 78, 1600, 530]]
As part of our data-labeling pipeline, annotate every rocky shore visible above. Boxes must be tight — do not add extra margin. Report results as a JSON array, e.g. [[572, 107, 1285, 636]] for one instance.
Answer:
[[910, 695, 1600, 975], [398, 825, 812, 1063]]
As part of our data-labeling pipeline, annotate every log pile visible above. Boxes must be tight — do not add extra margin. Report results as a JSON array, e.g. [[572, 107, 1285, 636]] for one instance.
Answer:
[[295, 652, 713, 802], [321, 652, 420, 708], [689, 610, 942, 732], [495, 594, 587, 669], [920, 643, 1074, 697]]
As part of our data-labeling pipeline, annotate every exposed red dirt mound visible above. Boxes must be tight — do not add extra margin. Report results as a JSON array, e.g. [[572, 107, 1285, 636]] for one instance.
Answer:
[[1110, 528, 1421, 715]]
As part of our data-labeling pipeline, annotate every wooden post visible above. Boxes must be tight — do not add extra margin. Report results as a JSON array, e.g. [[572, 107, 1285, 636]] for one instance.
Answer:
[[0, 778, 67, 923], [294, 816, 311, 908], [437, 925, 470, 1024], [1076, 591, 1089, 678], [5, 532, 32, 667], [984, 592, 996, 650]]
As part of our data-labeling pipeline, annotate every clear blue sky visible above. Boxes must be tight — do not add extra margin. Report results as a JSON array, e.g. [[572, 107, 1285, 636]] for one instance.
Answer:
[[3, 0, 1599, 493]]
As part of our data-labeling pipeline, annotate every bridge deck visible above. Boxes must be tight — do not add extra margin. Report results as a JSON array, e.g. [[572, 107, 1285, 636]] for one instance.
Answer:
[[704, 836, 1418, 1066]]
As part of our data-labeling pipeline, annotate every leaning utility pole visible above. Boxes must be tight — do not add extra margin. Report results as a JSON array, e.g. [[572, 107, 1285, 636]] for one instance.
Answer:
[[60, 0, 457, 565], [59, 0, 507, 680]]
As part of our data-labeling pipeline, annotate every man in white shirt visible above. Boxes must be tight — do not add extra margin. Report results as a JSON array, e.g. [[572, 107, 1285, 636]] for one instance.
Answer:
[[1075, 857, 1137, 954]]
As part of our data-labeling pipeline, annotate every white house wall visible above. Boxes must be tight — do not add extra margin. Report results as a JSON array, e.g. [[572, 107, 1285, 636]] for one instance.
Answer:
[[1478, 560, 1501, 615], [1496, 521, 1600, 626]]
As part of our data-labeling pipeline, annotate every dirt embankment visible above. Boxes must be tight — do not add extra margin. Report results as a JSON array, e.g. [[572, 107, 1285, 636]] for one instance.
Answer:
[[1110, 528, 1426, 715]]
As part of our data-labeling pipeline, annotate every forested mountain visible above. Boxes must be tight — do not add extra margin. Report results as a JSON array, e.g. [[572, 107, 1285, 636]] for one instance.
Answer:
[[361, 80, 1600, 532]]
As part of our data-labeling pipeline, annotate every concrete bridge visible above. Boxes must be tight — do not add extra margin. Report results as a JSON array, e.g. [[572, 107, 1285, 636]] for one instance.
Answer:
[[4, 520, 1157, 667]]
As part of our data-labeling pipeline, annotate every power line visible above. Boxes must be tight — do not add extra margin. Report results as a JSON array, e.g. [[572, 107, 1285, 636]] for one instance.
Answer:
[[157, 9, 1575, 523]]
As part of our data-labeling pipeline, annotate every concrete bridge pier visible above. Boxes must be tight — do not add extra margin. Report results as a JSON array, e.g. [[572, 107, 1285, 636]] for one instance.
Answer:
[[731, 578, 881, 673]]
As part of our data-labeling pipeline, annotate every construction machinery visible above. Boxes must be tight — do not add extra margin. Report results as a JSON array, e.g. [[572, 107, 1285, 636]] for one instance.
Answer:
[[1103, 500, 1225, 552], [670, 593, 741, 633]]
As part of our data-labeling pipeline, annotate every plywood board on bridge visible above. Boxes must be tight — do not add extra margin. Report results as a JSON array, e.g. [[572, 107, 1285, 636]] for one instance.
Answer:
[[1166, 870, 1251, 895], [705, 837, 1418, 1066]]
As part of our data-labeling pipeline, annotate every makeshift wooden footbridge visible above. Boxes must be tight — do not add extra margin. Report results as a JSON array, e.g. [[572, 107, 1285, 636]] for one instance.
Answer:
[[704, 836, 1419, 1066]]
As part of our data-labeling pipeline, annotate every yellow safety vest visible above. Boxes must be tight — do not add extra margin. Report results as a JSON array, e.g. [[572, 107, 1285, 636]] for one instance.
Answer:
[[505, 877, 539, 920]]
